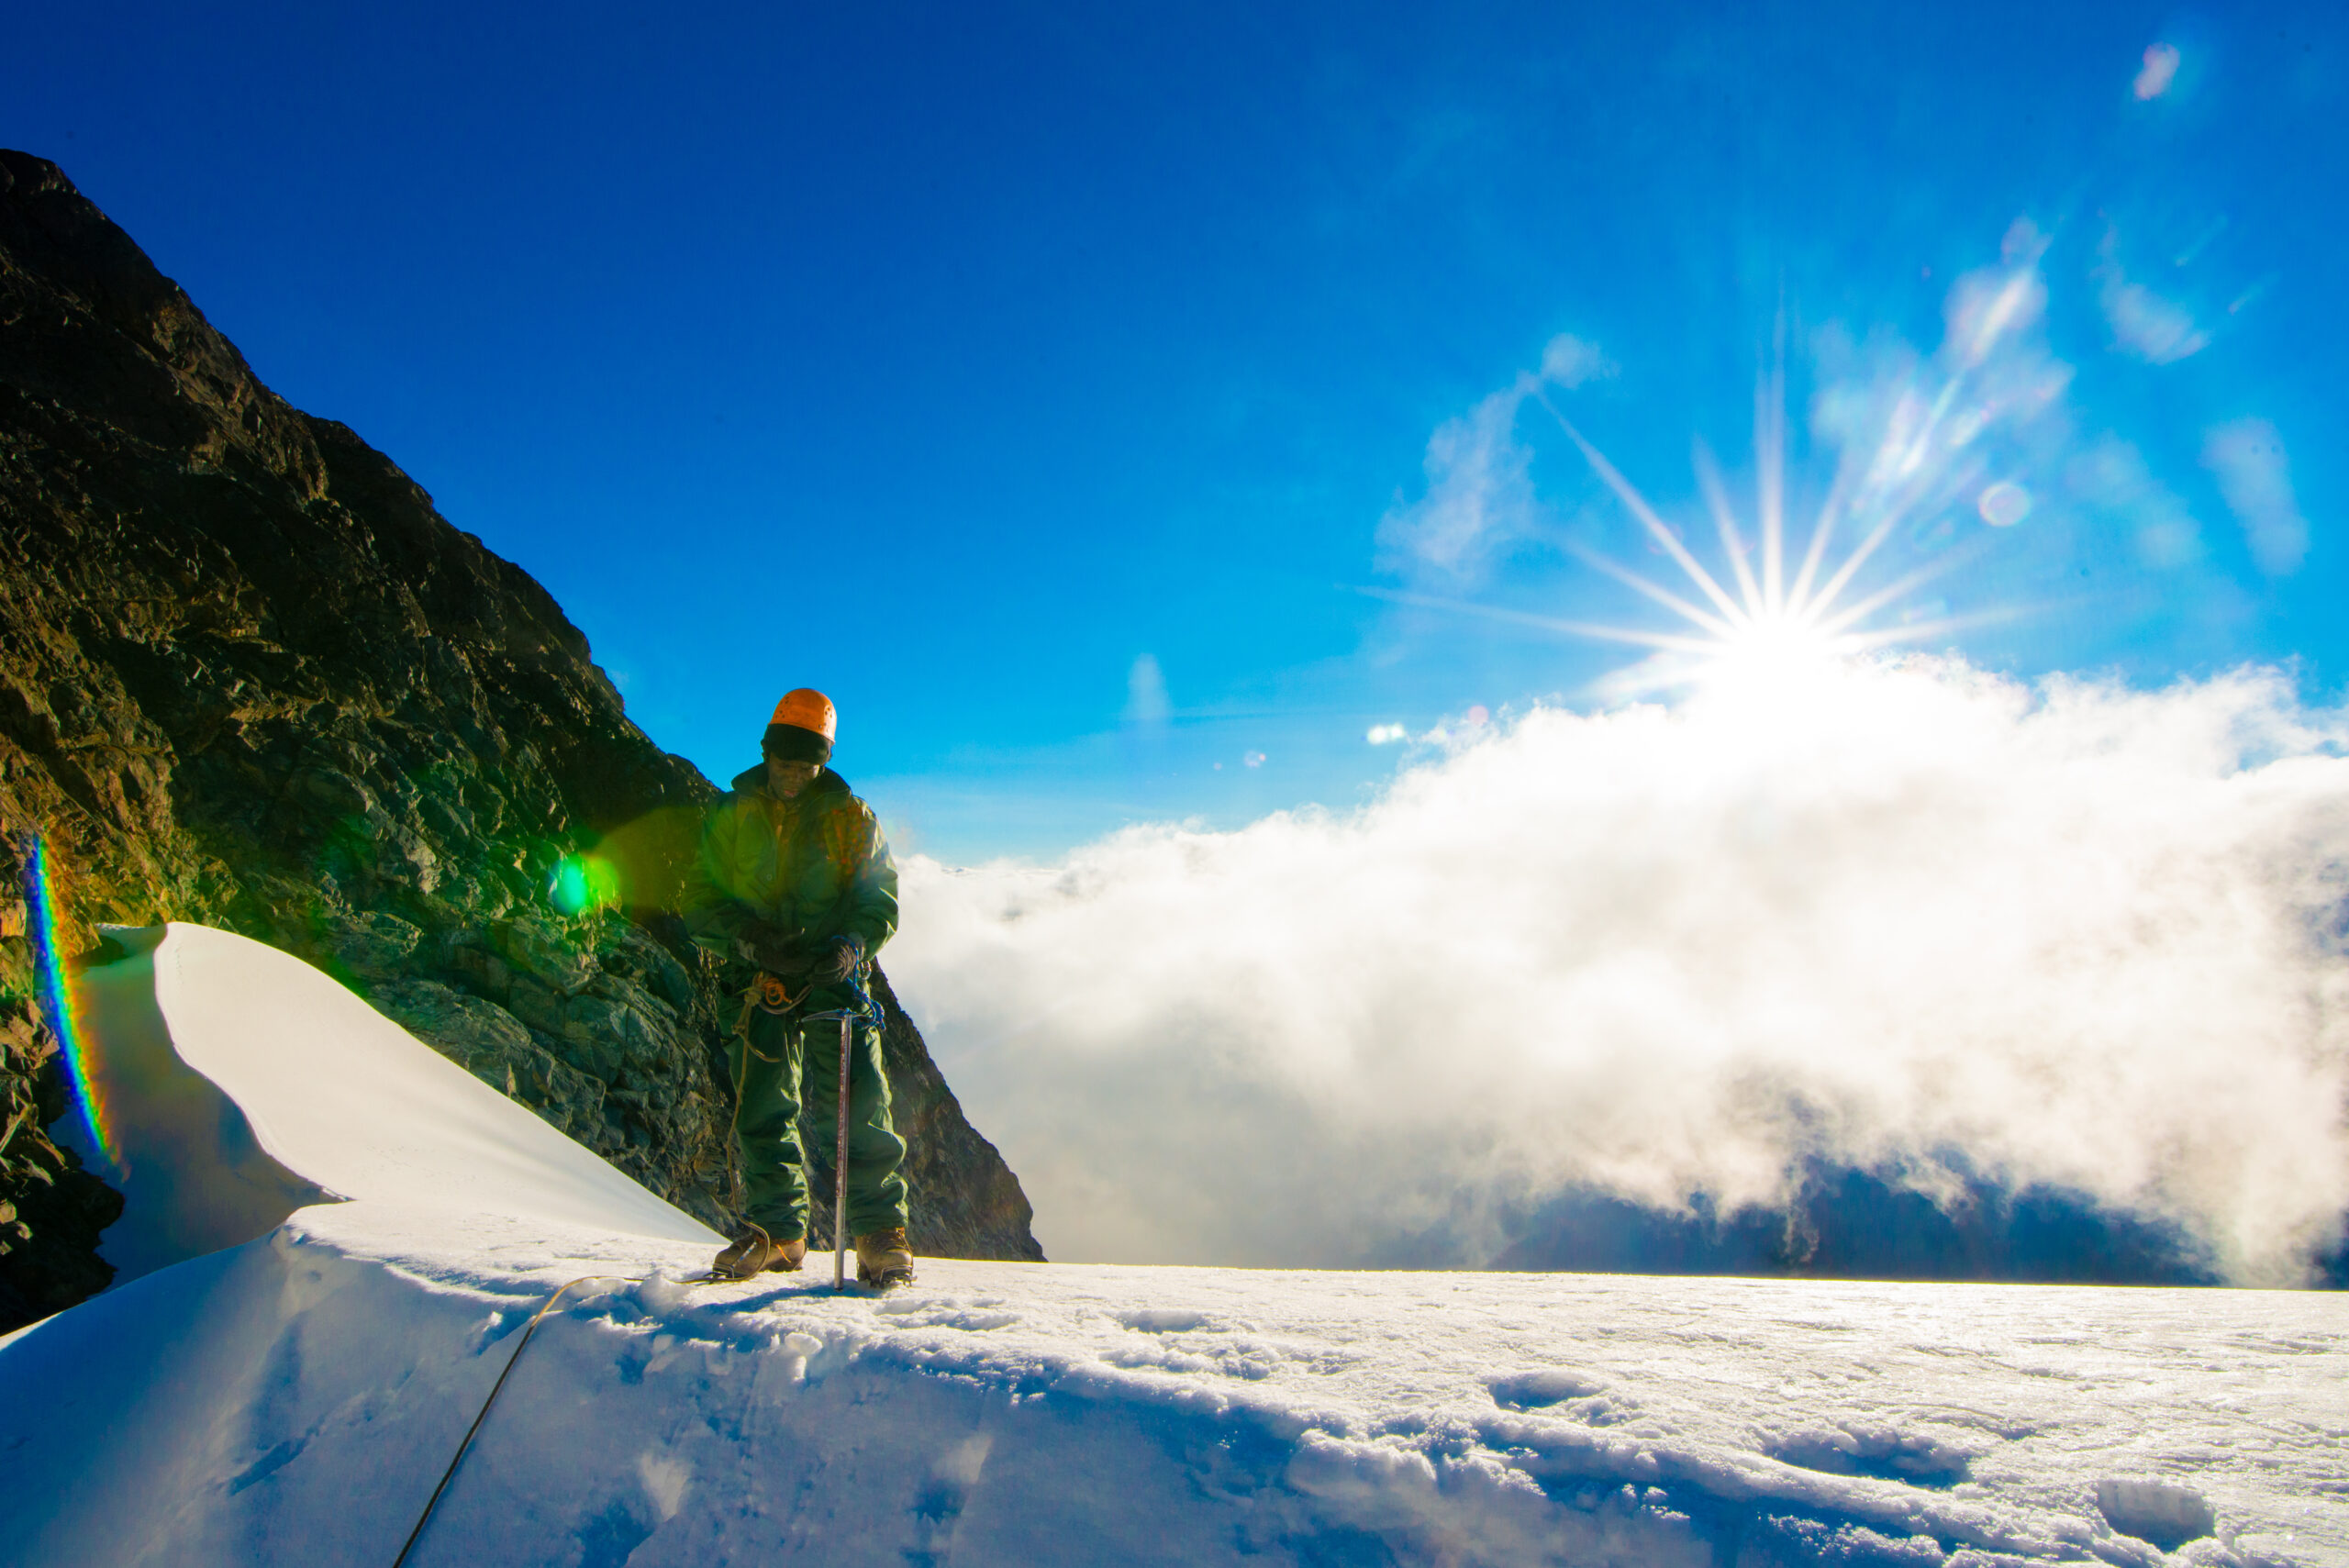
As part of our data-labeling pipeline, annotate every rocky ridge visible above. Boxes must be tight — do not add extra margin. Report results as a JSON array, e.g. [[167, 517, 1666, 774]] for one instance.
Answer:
[[0, 150, 1039, 1329]]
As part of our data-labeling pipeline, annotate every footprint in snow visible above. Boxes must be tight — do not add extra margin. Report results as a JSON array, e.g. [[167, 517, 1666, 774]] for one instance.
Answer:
[[1486, 1369, 1612, 1413], [875, 1296, 1023, 1331], [2096, 1477, 2216, 1551], [1115, 1308, 1225, 1333], [1763, 1423, 1976, 1487]]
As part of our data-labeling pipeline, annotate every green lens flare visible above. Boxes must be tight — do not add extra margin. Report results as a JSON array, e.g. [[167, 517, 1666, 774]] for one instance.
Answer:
[[548, 853, 621, 917]]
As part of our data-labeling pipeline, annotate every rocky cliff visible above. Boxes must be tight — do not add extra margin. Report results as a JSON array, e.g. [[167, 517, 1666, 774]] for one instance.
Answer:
[[0, 150, 1039, 1329]]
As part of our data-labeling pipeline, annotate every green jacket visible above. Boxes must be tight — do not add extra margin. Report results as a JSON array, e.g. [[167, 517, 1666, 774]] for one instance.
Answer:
[[682, 765, 899, 968]]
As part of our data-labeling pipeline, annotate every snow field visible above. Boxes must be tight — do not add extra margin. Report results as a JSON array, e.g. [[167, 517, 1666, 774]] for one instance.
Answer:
[[3, 923, 2341, 1566], [9, 1198, 2341, 1567]]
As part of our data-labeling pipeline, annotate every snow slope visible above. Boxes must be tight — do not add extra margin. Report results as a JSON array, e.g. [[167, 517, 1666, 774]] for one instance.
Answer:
[[72, 923, 718, 1266], [2, 925, 2341, 1567]]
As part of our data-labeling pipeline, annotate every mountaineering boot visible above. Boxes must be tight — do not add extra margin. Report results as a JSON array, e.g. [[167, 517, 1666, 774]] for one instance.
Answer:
[[712, 1221, 807, 1281], [854, 1227, 916, 1289]]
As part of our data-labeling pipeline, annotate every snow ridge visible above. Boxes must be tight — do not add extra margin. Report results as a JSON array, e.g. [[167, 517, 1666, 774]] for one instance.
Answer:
[[1, 923, 2338, 1566], [9, 1204, 2340, 1567]]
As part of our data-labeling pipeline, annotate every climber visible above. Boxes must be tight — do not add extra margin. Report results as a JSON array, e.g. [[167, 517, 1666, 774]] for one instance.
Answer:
[[680, 688, 914, 1288]]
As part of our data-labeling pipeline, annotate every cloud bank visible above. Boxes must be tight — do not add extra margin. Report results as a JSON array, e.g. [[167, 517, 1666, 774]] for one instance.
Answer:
[[891, 657, 2349, 1284]]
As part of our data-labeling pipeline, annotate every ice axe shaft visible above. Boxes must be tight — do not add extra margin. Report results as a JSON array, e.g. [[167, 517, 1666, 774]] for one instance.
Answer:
[[834, 1011, 852, 1290]]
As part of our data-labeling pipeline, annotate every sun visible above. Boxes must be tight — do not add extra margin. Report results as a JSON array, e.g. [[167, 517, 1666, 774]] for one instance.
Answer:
[[1525, 360, 1990, 697], [1371, 347, 2012, 697], [1708, 612, 1844, 677]]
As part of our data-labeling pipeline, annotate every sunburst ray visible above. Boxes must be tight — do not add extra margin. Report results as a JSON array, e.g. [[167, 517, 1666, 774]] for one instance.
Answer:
[[1533, 390, 1751, 631]]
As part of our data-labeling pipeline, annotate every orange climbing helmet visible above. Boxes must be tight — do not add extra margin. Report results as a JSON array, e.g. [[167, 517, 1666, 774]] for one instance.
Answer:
[[771, 688, 836, 740], [763, 688, 836, 763]]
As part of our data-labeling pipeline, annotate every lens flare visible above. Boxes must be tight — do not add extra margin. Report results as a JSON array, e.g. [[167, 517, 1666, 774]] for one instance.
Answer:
[[13, 831, 117, 1168], [1977, 481, 2032, 528], [548, 852, 622, 917]]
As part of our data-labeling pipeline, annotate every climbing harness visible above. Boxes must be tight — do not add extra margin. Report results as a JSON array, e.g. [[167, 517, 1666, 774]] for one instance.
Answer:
[[730, 971, 809, 1042]]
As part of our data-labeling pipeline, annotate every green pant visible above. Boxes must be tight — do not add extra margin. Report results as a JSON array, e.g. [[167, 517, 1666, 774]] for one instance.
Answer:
[[732, 994, 908, 1241]]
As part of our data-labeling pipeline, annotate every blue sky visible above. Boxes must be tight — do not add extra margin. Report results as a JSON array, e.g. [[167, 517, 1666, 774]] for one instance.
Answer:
[[10, 2, 2344, 861]]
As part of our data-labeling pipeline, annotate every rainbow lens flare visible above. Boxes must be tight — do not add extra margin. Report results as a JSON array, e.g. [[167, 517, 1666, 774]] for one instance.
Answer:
[[14, 831, 116, 1168]]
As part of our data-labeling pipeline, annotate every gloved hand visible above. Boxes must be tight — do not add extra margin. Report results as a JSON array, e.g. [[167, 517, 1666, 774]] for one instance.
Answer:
[[820, 934, 867, 983], [734, 917, 810, 976]]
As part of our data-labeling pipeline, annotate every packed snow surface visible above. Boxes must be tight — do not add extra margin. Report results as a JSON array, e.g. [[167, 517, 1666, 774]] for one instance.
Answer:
[[3, 925, 2342, 1567]]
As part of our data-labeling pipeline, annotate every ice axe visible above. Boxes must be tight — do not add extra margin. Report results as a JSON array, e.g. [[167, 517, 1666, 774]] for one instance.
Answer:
[[805, 1006, 858, 1290]]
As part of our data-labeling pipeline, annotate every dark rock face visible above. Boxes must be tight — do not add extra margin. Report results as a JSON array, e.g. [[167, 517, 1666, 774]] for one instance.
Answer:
[[0, 150, 1039, 1328]]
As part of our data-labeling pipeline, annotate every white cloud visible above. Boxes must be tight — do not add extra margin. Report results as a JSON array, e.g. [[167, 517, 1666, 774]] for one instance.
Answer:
[[1375, 334, 1612, 584], [2134, 42, 2181, 101], [893, 657, 2349, 1284], [1946, 221, 2050, 368], [1123, 653, 1171, 727], [2102, 281, 2210, 364], [1789, 228, 2078, 608], [2203, 417, 2310, 577], [2097, 232, 2210, 365], [1375, 383, 1537, 583], [1539, 333, 1610, 389], [1806, 222, 2234, 589], [2065, 436, 2204, 568]]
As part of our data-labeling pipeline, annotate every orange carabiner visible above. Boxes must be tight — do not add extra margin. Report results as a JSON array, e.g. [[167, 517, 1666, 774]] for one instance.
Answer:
[[755, 972, 807, 1013]]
